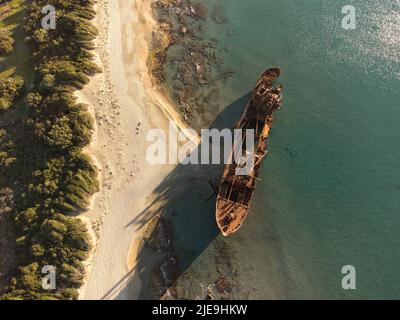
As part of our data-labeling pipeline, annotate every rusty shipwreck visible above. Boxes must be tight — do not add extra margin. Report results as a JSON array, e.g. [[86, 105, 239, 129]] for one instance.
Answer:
[[216, 68, 283, 236]]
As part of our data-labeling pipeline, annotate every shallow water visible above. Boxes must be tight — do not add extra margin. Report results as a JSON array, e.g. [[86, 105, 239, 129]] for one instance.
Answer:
[[149, 0, 400, 299]]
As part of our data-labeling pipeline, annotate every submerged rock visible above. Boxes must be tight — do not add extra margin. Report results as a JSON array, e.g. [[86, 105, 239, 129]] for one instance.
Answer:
[[211, 5, 228, 24], [216, 276, 233, 294], [190, 3, 208, 20], [148, 0, 230, 130]]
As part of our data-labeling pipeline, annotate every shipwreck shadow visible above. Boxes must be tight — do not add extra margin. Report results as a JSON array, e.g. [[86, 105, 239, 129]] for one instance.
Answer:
[[128, 92, 251, 300]]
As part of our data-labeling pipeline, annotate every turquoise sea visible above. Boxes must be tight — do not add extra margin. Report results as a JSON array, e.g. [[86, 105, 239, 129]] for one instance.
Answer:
[[140, 0, 400, 299]]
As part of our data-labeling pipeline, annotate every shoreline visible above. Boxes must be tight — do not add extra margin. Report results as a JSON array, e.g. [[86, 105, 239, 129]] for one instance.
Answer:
[[78, 0, 192, 299]]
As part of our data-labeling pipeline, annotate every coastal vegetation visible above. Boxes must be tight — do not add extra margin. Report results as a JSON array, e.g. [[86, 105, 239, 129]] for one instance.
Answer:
[[0, 76, 24, 110], [0, 0, 99, 299], [0, 30, 14, 56]]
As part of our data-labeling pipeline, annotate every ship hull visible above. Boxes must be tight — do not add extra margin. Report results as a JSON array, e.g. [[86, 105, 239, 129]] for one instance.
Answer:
[[215, 68, 283, 236]]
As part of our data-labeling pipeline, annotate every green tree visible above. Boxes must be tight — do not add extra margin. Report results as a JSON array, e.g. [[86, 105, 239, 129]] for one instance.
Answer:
[[0, 76, 24, 110], [0, 30, 14, 56]]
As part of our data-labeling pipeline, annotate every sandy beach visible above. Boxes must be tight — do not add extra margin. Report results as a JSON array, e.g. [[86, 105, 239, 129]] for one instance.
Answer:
[[78, 0, 186, 300]]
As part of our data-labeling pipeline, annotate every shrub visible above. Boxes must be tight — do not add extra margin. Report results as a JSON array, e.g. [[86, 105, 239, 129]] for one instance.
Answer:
[[0, 76, 24, 110], [1, 0, 100, 300], [0, 30, 14, 56]]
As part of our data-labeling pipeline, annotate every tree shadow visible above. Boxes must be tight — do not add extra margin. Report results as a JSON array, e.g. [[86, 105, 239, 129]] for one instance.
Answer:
[[1, 5, 24, 27], [125, 92, 251, 300], [100, 268, 136, 300], [0, 7, 33, 82]]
